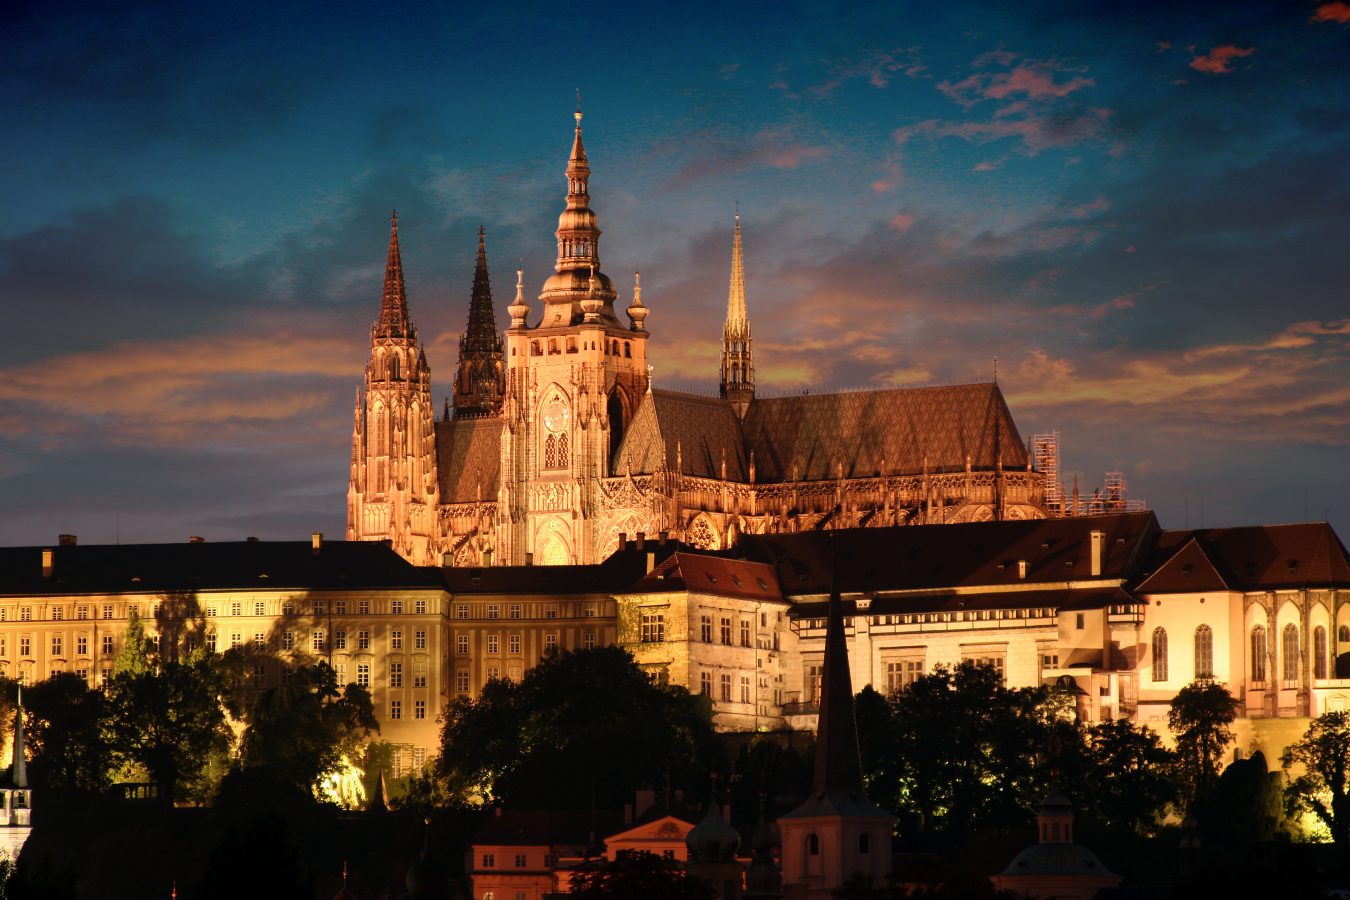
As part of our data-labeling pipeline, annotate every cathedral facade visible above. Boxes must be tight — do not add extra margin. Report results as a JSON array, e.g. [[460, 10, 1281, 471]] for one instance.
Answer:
[[347, 111, 1048, 567]]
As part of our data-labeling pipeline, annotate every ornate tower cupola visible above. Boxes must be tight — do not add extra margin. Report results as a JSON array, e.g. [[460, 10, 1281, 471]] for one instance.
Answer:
[[537, 106, 619, 327], [346, 212, 440, 565], [719, 211, 754, 417], [452, 227, 505, 417]]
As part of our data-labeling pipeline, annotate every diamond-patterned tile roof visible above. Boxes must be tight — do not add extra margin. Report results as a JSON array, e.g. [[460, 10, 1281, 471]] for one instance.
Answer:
[[613, 390, 747, 479], [435, 416, 503, 502]]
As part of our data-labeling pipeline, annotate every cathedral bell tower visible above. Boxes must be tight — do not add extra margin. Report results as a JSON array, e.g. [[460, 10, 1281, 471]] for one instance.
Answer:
[[346, 212, 440, 564], [497, 107, 651, 566], [719, 210, 754, 417]]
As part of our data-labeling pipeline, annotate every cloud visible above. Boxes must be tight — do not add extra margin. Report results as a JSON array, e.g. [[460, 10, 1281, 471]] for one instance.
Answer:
[[1312, 2, 1350, 23], [1189, 45, 1256, 74], [895, 108, 1112, 156], [662, 127, 829, 189]]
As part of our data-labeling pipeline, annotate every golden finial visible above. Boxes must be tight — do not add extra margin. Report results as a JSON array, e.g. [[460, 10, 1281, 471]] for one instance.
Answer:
[[575, 88, 583, 126]]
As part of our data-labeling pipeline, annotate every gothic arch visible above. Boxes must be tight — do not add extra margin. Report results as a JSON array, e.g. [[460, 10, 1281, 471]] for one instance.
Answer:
[[535, 518, 573, 566], [686, 514, 721, 551], [607, 385, 630, 468]]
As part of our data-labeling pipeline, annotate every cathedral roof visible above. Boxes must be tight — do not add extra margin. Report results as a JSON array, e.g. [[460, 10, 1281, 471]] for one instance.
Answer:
[[435, 415, 503, 503], [1137, 522, 1350, 593], [741, 512, 1159, 595], [613, 383, 1027, 484], [0, 540, 439, 596]]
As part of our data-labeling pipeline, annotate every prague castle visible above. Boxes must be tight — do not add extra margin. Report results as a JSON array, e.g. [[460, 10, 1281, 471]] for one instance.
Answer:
[[346, 110, 1048, 568]]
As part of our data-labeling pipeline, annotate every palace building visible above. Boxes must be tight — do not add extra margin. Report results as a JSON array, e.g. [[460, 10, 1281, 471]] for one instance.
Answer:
[[346, 109, 1050, 568]]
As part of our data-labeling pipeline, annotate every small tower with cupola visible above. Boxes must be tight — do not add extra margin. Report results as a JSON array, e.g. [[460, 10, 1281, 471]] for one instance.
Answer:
[[497, 106, 651, 565], [346, 213, 441, 564]]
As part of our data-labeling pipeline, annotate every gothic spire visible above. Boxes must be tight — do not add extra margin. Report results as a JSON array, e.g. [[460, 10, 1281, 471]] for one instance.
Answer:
[[377, 211, 410, 337], [11, 685, 26, 789], [811, 541, 864, 796], [462, 226, 500, 354], [720, 210, 755, 415]]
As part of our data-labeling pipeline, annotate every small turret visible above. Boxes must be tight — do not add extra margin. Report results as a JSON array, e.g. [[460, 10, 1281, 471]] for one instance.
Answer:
[[627, 271, 648, 331], [719, 210, 754, 416]]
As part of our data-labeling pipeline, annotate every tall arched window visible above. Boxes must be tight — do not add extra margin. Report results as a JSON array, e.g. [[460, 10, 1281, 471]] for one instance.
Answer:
[[1251, 626, 1267, 684], [1152, 627, 1168, 682], [389, 354, 400, 380], [544, 434, 557, 469], [1339, 625, 1349, 644], [1316, 626, 1328, 680], [557, 432, 569, 466], [1194, 625, 1214, 679], [1283, 623, 1300, 685]]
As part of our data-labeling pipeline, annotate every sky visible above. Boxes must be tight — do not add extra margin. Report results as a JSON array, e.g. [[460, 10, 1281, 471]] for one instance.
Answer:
[[1, 0, 1347, 547]]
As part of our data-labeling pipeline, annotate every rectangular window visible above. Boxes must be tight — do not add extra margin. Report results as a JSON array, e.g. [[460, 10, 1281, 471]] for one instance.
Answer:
[[19, 608, 30, 622], [253, 632, 265, 650], [806, 664, 823, 704], [357, 664, 370, 688], [585, 604, 596, 618], [336, 600, 348, 615], [487, 634, 500, 654], [514, 853, 527, 868], [545, 633, 557, 650], [52, 607, 64, 621], [77, 605, 88, 620], [314, 600, 326, 615], [100, 666, 112, 685], [357, 630, 370, 651], [482, 853, 495, 869], [20, 637, 32, 657], [392, 599, 404, 615], [414, 599, 427, 614], [76, 635, 89, 655], [487, 604, 499, 620], [487, 664, 500, 681], [390, 699, 402, 720], [391, 630, 403, 650], [312, 630, 325, 652], [251, 664, 265, 688], [102, 604, 113, 620], [720, 617, 732, 646], [740, 620, 751, 647], [456, 669, 469, 693], [389, 662, 403, 687], [255, 601, 265, 616], [415, 629, 427, 650], [641, 613, 665, 643], [740, 674, 751, 703], [0, 638, 7, 657], [720, 673, 732, 702], [335, 630, 348, 651], [583, 632, 596, 650], [964, 653, 1007, 684], [230, 602, 241, 617], [414, 660, 428, 687], [456, 605, 469, 620], [885, 659, 924, 695], [701, 615, 712, 643], [51, 635, 62, 656], [545, 604, 558, 620], [509, 604, 521, 620], [206, 605, 217, 618], [206, 632, 217, 653], [508, 634, 521, 654], [1075, 613, 1085, 630], [358, 599, 370, 615], [282, 631, 295, 651], [415, 699, 426, 719], [456, 634, 469, 655], [701, 672, 712, 695], [282, 599, 295, 615]]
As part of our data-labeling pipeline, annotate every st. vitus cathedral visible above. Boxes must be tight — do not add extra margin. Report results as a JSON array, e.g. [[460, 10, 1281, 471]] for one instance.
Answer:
[[347, 110, 1048, 566]]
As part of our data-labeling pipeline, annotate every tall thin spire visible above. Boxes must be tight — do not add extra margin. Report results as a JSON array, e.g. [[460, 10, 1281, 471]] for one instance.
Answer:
[[377, 211, 410, 337], [453, 227, 505, 417], [811, 541, 864, 795], [11, 685, 26, 789], [720, 210, 755, 416]]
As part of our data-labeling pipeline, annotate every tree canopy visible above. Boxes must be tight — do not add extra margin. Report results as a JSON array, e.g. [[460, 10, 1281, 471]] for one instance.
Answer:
[[1283, 710, 1350, 847], [1167, 680, 1238, 804], [568, 849, 716, 900], [438, 646, 718, 807]]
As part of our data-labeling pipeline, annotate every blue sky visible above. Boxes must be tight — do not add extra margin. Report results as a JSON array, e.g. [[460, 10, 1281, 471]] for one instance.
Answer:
[[2, 0, 1347, 545]]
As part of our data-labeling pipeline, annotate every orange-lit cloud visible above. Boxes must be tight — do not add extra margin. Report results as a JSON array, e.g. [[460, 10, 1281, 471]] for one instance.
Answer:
[[1312, 2, 1350, 23], [895, 108, 1111, 155], [1189, 45, 1256, 74]]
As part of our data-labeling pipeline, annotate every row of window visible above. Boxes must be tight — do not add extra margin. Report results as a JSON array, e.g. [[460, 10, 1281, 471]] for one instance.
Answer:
[[297, 628, 427, 652], [528, 337, 633, 356], [0, 634, 114, 658], [454, 602, 597, 620], [1151, 623, 1341, 684], [386, 698, 428, 720], [699, 671, 755, 704], [0, 597, 433, 623]]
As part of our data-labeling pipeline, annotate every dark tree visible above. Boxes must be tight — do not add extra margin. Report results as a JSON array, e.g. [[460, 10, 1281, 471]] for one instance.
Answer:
[[569, 850, 715, 900], [1283, 711, 1350, 847], [888, 662, 1047, 833], [239, 663, 378, 796], [22, 672, 111, 792], [104, 657, 232, 804], [854, 685, 903, 809], [1167, 680, 1238, 803], [1076, 718, 1178, 835], [438, 646, 718, 807]]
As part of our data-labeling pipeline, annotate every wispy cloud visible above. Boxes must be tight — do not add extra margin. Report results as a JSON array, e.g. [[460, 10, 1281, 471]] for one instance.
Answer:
[[1312, 2, 1350, 23], [1189, 45, 1256, 74], [663, 126, 829, 189]]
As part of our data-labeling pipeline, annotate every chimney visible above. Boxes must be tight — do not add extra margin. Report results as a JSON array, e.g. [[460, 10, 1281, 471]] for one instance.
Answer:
[[41, 549, 54, 579], [635, 531, 645, 551], [618, 532, 627, 550], [311, 532, 323, 555], [58, 534, 77, 546], [524, 552, 534, 566], [189, 536, 205, 544], [1090, 530, 1105, 577], [659, 530, 669, 545], [1018, 560, 1028, 580], [482, 547, 494, 567]]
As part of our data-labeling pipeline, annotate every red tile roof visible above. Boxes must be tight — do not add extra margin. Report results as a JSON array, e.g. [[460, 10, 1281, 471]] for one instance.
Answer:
[[1138, 523, 1350, 593], [627, 553, 784, 601]]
